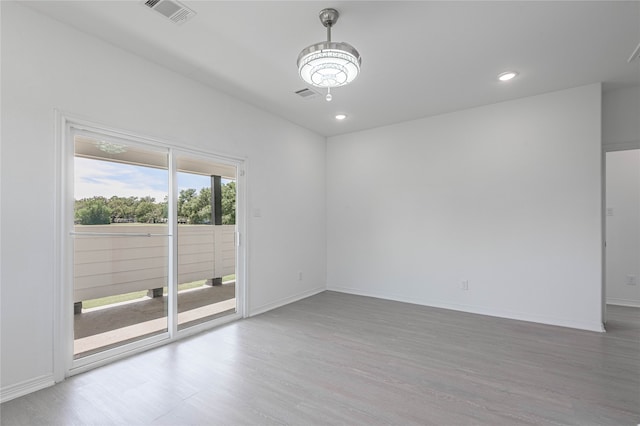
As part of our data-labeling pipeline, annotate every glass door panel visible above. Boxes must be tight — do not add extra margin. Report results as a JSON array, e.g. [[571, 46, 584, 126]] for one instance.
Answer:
[[73, 135, 169, 358], [176, 156, 237, 330]]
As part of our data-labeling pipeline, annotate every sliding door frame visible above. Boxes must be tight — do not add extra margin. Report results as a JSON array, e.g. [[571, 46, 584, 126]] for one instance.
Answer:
[[54, 111, 247, 381], [601, 139, 640, 326]]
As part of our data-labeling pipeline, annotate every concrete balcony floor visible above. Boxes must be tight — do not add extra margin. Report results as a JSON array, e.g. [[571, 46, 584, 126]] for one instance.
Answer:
[[74, 283, 236, 358]]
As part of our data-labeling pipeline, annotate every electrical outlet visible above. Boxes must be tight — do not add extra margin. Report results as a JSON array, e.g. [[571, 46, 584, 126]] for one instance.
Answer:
[[626, 275, 637, 286], [461, 280, 469, 291], [298, 271, 303, 281]]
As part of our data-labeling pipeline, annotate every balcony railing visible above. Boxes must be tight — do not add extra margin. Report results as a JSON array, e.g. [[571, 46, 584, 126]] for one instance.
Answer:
[[73, 224, 236, 302]]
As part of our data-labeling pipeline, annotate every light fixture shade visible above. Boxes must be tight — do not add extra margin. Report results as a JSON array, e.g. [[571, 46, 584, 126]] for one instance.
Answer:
[[297, 41, 361, 88]]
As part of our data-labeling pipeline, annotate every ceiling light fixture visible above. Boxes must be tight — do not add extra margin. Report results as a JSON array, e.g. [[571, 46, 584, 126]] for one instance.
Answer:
[[297, 8, 362, 102], [498, 71, 518, 81], [335, 114, 347, 120]]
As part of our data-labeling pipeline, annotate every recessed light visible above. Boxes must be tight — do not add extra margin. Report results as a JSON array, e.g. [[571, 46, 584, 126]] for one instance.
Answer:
[[335, 114, 347, 120], [498, 71, 518, 81]]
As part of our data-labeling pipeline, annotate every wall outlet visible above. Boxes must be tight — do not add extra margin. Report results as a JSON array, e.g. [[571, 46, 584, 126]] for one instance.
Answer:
[[461, 280, 469, 291], [298, 271, 303, 281], [626, 275, 637, 286]]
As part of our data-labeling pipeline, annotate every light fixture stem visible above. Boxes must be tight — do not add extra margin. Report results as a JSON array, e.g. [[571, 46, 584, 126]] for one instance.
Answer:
[[327, 25, 331, 42]]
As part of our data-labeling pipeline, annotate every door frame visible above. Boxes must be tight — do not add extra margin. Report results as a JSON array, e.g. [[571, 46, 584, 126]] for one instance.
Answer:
[[54, 111, 248, 381], [601, 139, 640, 327]]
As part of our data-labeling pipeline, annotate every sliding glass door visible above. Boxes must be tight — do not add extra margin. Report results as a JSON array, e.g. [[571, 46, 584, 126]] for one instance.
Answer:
[[175, 155, 237, 330], [69, 129, 240, 366], [73, 135, 170, 359]]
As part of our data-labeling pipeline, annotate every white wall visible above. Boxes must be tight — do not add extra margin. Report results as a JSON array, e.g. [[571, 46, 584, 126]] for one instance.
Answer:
[[327, 84, 603, 332], [1, 2, 326, 399], [606, 150, 640, 307], [603, 85, 640, 148]]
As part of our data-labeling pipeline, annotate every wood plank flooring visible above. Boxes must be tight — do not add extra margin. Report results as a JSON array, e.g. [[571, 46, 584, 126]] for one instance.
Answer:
[[2, 292, 639, 425]]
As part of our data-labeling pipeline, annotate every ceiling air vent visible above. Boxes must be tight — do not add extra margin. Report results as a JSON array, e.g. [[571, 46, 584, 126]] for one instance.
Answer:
[[144, 0, 196, 25], [295, 88, 320, 100]]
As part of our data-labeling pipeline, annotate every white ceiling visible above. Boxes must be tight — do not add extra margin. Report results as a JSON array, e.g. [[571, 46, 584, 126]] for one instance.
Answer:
[[25, 1, 640, 137]]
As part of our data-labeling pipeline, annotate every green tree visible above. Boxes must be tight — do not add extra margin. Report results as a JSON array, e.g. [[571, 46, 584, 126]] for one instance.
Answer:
[[194, 187, 212, 224], [180, 191, 201, 224], [178, 187, 216, 224], [107, 196, 137, 222], [159, 196, 169, 221], [135, 196, 162, 223], [74, 184, 234, 225], [178, 188, 197, 223], [221, 181, 236, 225], [75, 198, 111, 225]]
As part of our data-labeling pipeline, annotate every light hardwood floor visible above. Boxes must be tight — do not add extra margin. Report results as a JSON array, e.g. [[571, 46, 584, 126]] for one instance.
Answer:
[[2, 292, 639, 425]]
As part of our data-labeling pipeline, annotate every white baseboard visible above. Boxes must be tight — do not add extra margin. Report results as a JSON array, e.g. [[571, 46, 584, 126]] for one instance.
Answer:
[[249, 287, 325, 317], [329, 285, 605, 333], [607, 297, 640, 308], [1, 374, 54, 403]]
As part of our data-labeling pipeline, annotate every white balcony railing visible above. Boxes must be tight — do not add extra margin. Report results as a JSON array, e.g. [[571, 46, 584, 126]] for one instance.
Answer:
[[73, 224, 236, 302]]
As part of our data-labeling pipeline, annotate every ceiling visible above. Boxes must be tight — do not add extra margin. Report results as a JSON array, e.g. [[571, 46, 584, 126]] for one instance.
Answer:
[[25, 1, 640, 137]]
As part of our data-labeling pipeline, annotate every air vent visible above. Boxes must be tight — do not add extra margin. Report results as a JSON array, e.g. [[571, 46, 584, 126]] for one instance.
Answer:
[[295, 88, 320, 100], [628, 41, 640, 63], [143, 0, 196, 25]]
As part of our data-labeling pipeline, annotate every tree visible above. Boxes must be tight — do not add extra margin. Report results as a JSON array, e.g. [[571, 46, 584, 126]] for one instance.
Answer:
[[178, 188, 197, 223], [179, 189, 201, 224], [74, 183, 235, 225], [221, 181, 236, 225], [194, 187, 212, 224], [159, 196, 169, 221], [107, 196, 137, 222], [75, 198, 111, 225], [134, 198, 155, 223], [177, 187, 222, 224]]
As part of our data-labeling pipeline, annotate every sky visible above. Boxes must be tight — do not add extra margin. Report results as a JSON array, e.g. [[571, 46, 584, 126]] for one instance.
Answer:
[[74, 157, 227, 201]]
